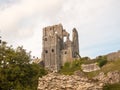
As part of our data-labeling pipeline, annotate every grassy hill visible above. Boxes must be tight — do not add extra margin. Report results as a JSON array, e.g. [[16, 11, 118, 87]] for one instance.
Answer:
[[86, 58, 120, 78], [59, 57, 120, 90]]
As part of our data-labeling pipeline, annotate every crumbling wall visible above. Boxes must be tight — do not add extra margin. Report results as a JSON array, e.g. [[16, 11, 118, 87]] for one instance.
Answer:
[[42, 24, 79, 72], [72, 28, 79, 58]]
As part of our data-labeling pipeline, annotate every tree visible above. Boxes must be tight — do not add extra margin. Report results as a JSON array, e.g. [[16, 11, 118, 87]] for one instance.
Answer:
[[0, 42, 47, 90]]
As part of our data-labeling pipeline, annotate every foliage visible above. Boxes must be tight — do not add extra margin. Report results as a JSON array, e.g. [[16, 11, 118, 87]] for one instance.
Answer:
[[103, 83, 120, 90], [0, 42, 47, 90], [60, 60, 82, 75], [96, 56, 107, 67], [80, 57, 97, 64], [60, 57, 97, 75], [81, 57, 90, 61]]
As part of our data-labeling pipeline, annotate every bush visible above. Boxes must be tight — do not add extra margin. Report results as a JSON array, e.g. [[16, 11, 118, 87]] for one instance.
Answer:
[[96, 56, 107, 67], [98, 59, 107, 67], [0, 42, 47, 90]]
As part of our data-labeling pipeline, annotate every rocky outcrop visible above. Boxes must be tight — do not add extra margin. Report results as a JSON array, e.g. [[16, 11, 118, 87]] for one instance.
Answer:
[[81, 63, 100, 72], [93, 70, 120, 84], [38, 73, 103, 90]]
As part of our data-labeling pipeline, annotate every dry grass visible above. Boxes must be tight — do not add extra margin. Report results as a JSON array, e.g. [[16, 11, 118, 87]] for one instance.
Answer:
[[86, 59, 120, 78], [101, 59, 120, 73]]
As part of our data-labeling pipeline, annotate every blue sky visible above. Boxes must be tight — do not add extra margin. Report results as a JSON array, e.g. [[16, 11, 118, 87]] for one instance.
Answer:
[[0, 0, 120, 58]]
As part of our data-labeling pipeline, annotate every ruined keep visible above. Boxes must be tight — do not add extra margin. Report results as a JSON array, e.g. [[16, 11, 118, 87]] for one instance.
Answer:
[[42, 24, 79, 72]]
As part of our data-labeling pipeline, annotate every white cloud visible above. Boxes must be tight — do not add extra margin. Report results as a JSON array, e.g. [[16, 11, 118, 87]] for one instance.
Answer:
[[0, 0, 120, 58], [0, 0, 63, 30]]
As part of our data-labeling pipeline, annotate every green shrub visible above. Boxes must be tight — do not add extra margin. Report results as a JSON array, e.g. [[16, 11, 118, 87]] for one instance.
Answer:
[[96, 56, 107, 67], [98, 59, 107, 67], [0, 43, 47, 90]]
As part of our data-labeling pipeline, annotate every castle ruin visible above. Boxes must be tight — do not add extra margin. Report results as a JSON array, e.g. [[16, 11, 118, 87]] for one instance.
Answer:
[[42, 24, 79, 72]]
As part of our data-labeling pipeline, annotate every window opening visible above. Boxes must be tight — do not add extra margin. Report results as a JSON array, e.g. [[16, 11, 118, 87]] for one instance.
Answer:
[[45, 50, 48, 53], [52, 49, 54, 52], [45, 38, 47, 41], [65, 51, 67, 54]]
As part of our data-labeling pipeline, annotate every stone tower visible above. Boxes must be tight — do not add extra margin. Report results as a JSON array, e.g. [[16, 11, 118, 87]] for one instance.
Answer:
[[72, 28, 79, 58], [42, 24, 79, 72]]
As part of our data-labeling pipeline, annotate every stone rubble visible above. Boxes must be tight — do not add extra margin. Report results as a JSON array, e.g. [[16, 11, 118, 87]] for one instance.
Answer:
[[93, 70, 120, 84], [38, 73, 103, 90]]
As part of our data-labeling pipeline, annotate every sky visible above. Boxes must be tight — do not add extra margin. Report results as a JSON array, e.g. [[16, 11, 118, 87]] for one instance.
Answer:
[[0, 0, 120, 59]]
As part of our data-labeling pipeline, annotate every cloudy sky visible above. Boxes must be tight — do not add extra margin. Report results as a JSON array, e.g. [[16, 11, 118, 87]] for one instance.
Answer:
[[0, 0, 120, 58]]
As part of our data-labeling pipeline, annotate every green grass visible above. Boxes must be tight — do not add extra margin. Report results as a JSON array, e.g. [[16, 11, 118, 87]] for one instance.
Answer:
[[103, 83, 120, 90], [100, 59, 120, 73], [59, 60, 82, 75], [85, 71, 100, 79], [60, 58, 120, 78], [85, 59, 120, 78], [59, 59, 120, 90]]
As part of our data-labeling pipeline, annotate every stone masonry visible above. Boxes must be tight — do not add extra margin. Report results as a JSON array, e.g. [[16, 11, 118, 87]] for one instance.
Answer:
[[42, 24, 79, 72]]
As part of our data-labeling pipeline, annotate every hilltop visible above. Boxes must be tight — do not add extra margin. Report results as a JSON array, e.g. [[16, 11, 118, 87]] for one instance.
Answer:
[[38, 50, 120, 90]]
